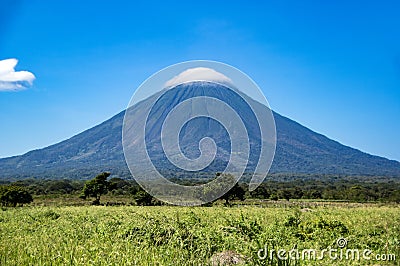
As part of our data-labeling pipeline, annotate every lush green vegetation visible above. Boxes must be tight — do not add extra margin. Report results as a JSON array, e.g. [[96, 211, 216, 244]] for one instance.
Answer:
[[1, 174, 398, 265], [1, 175, 399, 204], [0, 205, 398, 265]]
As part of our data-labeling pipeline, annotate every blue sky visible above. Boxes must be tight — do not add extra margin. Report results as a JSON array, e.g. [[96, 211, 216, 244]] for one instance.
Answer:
[[0, 0, 399, 161]]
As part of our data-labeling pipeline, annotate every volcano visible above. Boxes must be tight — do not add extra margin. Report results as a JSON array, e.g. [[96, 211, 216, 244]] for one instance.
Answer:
[[1, 81, 399, 180]]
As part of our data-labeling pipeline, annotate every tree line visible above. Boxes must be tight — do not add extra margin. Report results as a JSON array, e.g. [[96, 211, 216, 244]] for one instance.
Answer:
[[1, 172, 399, 207]]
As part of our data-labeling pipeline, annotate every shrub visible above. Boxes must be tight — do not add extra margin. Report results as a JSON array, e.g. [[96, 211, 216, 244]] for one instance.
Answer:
[[0, 185, 33, 207]]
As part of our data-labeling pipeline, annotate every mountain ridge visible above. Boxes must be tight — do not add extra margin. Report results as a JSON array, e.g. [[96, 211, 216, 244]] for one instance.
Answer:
[[1, 82, 399, 180]]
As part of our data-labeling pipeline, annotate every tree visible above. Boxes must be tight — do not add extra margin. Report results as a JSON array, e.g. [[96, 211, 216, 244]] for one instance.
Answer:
[[133, 189, 155, 206], [45, 180, 74, 194], [269, 193, 279, 201], [220, 182, 246, 206], [310, 190, 322, 199], [203, 173, 246, 206], [0, 185, 33, 207], [80, 172, 115, 205], [291, 187, 304, 199], [250, 184, 271, 199], [278, 189, 292, 201], [213, 173, 246, 206]]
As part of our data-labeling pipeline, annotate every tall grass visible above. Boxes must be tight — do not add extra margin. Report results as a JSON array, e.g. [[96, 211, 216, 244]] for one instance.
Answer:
[[0, 205, 399, 265]]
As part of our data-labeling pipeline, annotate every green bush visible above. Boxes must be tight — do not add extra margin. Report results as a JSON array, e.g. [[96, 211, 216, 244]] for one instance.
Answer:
[[0, 185, 33, 207]]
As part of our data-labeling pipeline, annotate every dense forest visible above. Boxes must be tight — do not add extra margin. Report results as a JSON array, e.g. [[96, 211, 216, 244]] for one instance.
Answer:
[[1, 173, 399, 205]]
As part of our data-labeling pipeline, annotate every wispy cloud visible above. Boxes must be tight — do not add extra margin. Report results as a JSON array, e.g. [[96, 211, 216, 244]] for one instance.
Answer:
[[0, 58, 36, 91], [165, 67, 232, 87]]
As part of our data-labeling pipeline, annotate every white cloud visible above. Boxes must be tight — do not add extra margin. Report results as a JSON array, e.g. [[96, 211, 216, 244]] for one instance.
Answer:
[[165, 67, 232, 87], [0, 58, 36, 91]]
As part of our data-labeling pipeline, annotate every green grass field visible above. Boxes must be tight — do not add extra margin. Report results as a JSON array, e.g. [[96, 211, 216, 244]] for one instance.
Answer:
[[1, 204, 399, 265]]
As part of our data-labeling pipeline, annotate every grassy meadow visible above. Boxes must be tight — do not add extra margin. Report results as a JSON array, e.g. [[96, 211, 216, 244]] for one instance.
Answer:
[[0, 203, 399, 265]]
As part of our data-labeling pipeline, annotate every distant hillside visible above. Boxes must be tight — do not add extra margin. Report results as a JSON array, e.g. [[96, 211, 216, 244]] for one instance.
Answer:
[[1, 81, 399, 180]]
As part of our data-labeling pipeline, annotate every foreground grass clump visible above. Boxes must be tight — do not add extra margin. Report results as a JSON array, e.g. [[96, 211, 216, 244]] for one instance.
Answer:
[[0, 205, 399, 265]]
